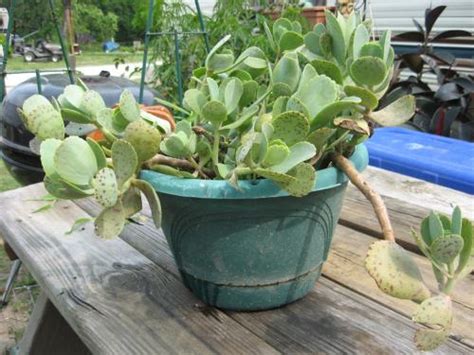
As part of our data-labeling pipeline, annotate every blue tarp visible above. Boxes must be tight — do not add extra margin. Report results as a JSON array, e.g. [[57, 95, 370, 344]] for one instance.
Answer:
[[365, 128, 474, 194], [102, 41, 119, 53]]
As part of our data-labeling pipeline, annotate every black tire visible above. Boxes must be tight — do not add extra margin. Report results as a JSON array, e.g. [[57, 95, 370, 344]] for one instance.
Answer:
[[51, 54, 61, 63], [24, 52, 34, 62]]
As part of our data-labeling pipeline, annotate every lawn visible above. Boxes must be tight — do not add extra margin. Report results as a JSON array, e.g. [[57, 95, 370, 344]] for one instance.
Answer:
[[5, 50, 143, 71], [0, 159, 34, 350]]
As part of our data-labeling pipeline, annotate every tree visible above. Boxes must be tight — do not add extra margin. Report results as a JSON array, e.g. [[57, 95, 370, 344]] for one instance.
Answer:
[[73, 2, 118, 42]]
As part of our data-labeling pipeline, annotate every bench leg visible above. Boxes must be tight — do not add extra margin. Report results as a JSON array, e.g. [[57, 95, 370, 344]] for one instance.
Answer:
[[0, 260, 22, 306], [18, 292, 91, 355]]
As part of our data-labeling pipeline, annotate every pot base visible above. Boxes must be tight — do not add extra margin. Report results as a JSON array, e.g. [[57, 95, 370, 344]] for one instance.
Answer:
[[180, 265, 322, 311]]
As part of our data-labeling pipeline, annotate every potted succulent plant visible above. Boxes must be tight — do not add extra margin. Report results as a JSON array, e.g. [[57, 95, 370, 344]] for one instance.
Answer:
[[19, 9, 471, 351]]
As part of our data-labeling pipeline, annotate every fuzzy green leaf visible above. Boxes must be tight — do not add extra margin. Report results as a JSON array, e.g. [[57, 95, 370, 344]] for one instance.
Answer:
[[79, 90, 106, 117], [295, 75, 338, 119], [224, 78, 244, 114], [368, 95, 416, 126], [55, 136, 98, 186], [112, 139, 138, 188], [277, 162, 316, 197], [118, 90, 140, 122], [124, 120, 161, 162], [273, 52, 301, 92], [344, 85, 379, 110], [350, 56, 386, 86], [353, 24, 370, 59], [279, 31, 304, 51], [202, 100, 228, 125], [94, 167, 119, 208], [272, 111, 310, 146], [86, 137, 107, 170], [325, 10, 346, 64], [310, 59, 343, 85], [359, 42, 384, 59], [269, 141, 316, 174], [184, 88, 207, 114], [365, 240, 431, 302], [40, 139, 62, 178], [132, 179, 162, 228], [121, 187, 142, 218], [95, 200, 126, 239], [254, 168, 296, 184], [430, 234, 464, 264]]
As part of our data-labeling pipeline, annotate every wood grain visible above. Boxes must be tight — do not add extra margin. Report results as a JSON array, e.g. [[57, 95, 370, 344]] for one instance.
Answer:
[[361, 167, 474, 218], [325, 224, 474, 348], [0, 184, 278, 355], [76, 194, 474, 352]]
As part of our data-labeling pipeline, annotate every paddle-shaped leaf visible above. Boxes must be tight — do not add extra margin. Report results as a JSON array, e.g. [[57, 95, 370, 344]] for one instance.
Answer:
[[279, 31, 304, 51], [95, 200, 126, 239], [121, 187, 143, 218], [344, 85, 378, 110], [202, 100, 228, 125], [118, 90, 140, 122], [184, 88, 207, 114], [325, 10, 346, 64], [44, 176, 94, 200], [368, 95, 415, 126], [21, 95, 65, 140], [269, 141, 316, 174], [55, 136, 98, 186], [132, 179, 162, 228], [359, 42, 384, 59], [365, 240, 430, 302], [272, 111, 310, 146], [351, 56, 386, 86], [277, 162, 316, 197], [262, 142, 290, 167], [94, 167, 119, 208], [295, 75, 338, 119], [311, 59, 343, 84], [254, 168, 296, 184], [79, 90, 106, 116], [124, 120, 161, 161], [112, 139, 138, 188], [430, 234, 464, 264], [40, 139, 62, 178], [86, 137, 106, 170], [273, 52, 301, 92], [353, 24, 370, 59], [224, 78, 244, 114]]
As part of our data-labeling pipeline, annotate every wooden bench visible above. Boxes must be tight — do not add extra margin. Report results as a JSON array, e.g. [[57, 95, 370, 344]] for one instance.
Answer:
[[0, 167, 473, 354]]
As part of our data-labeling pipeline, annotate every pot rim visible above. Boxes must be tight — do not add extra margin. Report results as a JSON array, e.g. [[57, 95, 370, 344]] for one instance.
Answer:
[[140, 144, 368, 200]]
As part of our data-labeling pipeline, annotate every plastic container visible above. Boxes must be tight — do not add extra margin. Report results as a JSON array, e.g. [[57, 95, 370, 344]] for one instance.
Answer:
[[140, 144, 368, 311], [365, 127, 474, 194]]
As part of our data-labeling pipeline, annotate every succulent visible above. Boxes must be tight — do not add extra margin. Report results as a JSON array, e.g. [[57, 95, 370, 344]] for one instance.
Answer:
[[366, 207, 473, 351], [22, 9, 416, 236]]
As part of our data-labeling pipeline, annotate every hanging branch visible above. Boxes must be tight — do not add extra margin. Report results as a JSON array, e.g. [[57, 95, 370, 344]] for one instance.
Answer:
[[331, 152, 395, 242]]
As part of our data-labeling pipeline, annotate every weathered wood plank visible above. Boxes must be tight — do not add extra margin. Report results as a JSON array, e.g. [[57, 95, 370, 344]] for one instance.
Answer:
[[228, 278, 470, 355], [324, 224, 474, 348], [75, 196, 474, 353], [361, 167, 474, 218], [19, 292, 91, 355], [0, 184, 279, 355], [341, 167, 474, 253]]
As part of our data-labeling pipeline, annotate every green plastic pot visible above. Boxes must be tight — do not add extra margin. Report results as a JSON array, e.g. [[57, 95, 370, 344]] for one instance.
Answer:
[[140, 144, 368, 310]]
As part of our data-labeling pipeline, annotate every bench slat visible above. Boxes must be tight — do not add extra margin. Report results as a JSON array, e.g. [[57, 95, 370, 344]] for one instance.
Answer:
[[0, 184, 279, 355], [75, 196, 474, 352]]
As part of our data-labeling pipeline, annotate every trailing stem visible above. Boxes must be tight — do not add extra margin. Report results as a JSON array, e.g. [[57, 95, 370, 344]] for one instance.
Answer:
[[331, 152, 395, 242]]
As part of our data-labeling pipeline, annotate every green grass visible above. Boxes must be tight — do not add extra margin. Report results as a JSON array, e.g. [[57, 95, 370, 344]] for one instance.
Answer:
[[0, 160, 20, 193], [6, 50, 143, 71]]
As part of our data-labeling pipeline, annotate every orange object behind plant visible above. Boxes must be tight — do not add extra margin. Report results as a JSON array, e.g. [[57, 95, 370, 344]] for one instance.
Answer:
[[140, 104, 176, 131]]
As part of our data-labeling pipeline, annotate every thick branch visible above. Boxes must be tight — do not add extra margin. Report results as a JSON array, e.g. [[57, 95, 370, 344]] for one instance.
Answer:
[[332, 152, 395, 242], [144, 154, 215, 178]]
